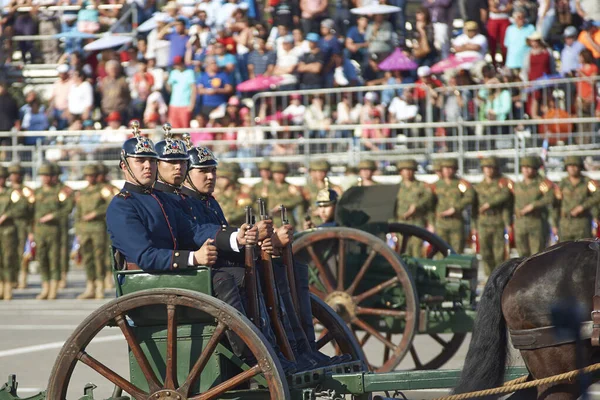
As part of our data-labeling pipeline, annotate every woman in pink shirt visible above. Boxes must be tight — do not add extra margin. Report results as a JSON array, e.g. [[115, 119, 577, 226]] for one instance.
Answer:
[[362, 109, 391, 151]]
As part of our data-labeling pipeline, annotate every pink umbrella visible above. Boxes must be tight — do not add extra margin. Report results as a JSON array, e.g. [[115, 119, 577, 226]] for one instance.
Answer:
[[430, 54, 481, 74], [237, 75, 285, 92], [378, 48, 418, 71]]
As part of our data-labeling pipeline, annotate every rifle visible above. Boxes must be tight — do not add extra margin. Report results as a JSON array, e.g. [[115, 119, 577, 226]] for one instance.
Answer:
[[244, 206, 260, 327], [257, 198, 295, 361], [280, 205, 300, 314]]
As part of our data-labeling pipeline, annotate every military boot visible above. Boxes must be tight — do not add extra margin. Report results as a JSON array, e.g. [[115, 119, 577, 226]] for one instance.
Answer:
[[36, 281, 49, 300], [104, 273, 114, 290], [77, 281, 95, 300], [95, 280, 104, 299], [47, 280, 58, 300], [58, 272, 67, 290], [3, 282, 12, 301], [17, 269, 27, 289]]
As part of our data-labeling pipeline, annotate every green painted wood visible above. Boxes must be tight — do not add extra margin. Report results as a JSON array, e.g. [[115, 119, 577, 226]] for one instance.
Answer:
[[115, 267, 212, 298]]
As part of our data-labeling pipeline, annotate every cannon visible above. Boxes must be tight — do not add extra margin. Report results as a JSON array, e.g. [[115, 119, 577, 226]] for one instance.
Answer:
[[293, 184, 478, 373]]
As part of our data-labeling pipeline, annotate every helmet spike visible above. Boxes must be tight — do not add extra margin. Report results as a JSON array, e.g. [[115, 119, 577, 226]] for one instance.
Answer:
[[131, 120, 141, 138], [182, 132, 192, 148], [162, 123, 173, 140]]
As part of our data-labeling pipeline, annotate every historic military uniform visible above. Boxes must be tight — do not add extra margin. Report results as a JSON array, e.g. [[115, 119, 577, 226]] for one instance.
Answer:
[[218, 163, 253, 226], [267, 162, 304, 228], [33, 164, 71, 300], [433, 158, 475, 254], [0, 166, 19, 300], [252, 159, 272, 202], [7, 164, 34, 289], [96, 162, 120, 290], [394, 160, 434, 257], [304, 160, 343, 225], [513, 156, 555, 257], [355, 160, 379, 187], [473, 157, 513, 276], [75, 165, 111, 299], [51, 163, 75, 290], [552, 156, 600, 242]]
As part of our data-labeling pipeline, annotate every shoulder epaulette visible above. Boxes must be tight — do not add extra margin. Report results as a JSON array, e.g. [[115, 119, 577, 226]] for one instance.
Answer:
[[117, 191, 131, 199], [458, 179, 471, 193], [101, 187, 113, 199], [588, 179, 598, 193]]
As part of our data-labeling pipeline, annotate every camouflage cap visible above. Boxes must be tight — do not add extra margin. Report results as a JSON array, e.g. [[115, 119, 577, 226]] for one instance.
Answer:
[[38, 163, 54, 176], [257, 159, 272, 170], [564, 155, 584, 168], [0, 166, 7, 178], [96, 162, 109, 175], [357, 159, 377, 171], [219, 163, 241, 181], [480, 156, 499, 168], [440, 158, 458, 169], [309, 159, 331, 172], [50, 162, 61, 176], [520, 156, 541, 169], [270, 162, 289, 174], [7, 163, 23, 175], [431, 159, 442, 172], [83, 164, 98, 176], [397, 159, 418, 171]]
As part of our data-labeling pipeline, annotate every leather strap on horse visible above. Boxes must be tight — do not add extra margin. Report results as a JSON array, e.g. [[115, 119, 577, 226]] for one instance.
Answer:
[[510, 321, 595, 350], [591, 241, 600, 346]]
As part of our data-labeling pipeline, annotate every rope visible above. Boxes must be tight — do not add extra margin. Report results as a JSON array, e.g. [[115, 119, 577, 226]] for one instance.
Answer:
[[433, 362, 600, 400]]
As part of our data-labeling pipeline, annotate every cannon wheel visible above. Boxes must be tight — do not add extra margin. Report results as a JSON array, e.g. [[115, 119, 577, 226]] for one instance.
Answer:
[[293, 227, 419, 373], [47, 288, 289, 400], [387, 223, 467, 370]]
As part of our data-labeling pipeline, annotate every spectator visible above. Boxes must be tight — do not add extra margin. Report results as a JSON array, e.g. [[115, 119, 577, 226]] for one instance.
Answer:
[[48, 64, 72, 130], [98, 60, 131, 123], [412, 7, 438, 67], [292, 28, 310, 56], [578, 21, 600, 65], [146, 13, 171, 68], [413, 66, 443, 118], [159, 16, 189, 67], [224, 96, 242, 126], [460, 0, 488, 34], [345, 15, 369, 66], [67, 69, 94, 123], [144, 89, 169, 126], [451, 20, 488, 60], [504, 8, 535, 70], [61, 14, 81, 55], [304, 95, 331, 141], [13, 6, 37, 63], [365, 14, 395, 57], [166, 55, 196, 128], [389, 90, 419, 123], [560, 26, 585, 76], [319, 18, 344, 87], [576, 48, 598, 131], [267, 23, 290, 53], [247, 36, 276, 79], [335, 93, 354, 138], [520, 32, 555, 118], [356, 91, 385, 125], [197, 56, 233, 115], [540, 95, 572, 145], [216, 0, 241, 28], [214, 41, 238, 81], [215, 25, 237, 55], [236, 107, 264, 171], [147, 57, 166, 91], [273, 36, 299, 88], [536, 0, 555, 41], [21, 98, 49, 139], [362, 109, 391, 151], [0, 81, 19, 137], [77, 0, 100, 33], [484, 78, 512, 130], [575, 0, 600, 24], [423, 0, 454, 59], [486, 0, 512, 64], [101, 111, 128, 143], [190, 113, 214, 143], [297, 33, 324, 89], [282, 93, 306, 125], [131, 58, 155, 119], [300, 0, 328, 34], [38, 5, 60, 64]]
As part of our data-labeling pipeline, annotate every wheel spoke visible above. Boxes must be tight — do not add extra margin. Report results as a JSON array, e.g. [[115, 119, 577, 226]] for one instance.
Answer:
[[358, 331, 371, 347], [78, 351, 148, 400], [316, 329, 334, 350], [352, 318, 396, 351], [427, 246, 440, 259], [309, 286, 327, 299], [192, 364, 261, 400], [383, 332, 392, 364], [164, 304, 178, 389], [307, 245, 335, 293], [346, 249, 377, 295], [399, 234, 409, 255], [179, 322, 227, 396], [353, 276, 400, 304], [356, 307, 406, 319], [430, 333, 449, 347], [337, 239, 346, 291], [115, 314, 162, 392], [409, 345, 424, 369]]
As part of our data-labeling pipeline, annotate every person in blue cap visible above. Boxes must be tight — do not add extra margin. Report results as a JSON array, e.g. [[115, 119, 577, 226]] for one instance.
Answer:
[[181, 138, 350, 370], [303, 178, 339, 229], [153, 123, 191, 197], [106, 121, 256, 274]]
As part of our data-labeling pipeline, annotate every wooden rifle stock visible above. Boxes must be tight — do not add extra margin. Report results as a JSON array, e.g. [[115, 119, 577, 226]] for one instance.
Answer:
[[244, 206, 260, 327], [280, 205, 300, 314], [257, 198, 295, 361]]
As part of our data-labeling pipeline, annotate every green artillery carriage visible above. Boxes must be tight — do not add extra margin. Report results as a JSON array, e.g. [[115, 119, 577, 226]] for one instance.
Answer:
[[0, 185, 493, 400]]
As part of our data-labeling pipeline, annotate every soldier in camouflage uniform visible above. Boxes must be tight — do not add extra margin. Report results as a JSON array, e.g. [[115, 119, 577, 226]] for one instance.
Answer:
[[472, 157, 513, 276], [50, 163, 75, 290], [217, 163, 253, 226], [552, 156, 600, 242], [433, 158, 475, 254], [267, 162, 304, 228], [303, 160, 343, 225], [356, 160, 378, 187], [513, 156, 555, 257], [33, 164, 71, 300], [7, 164, 34, 289], [427, 159, 443, 228], [394, 160, 434, 257], [75, 165, 111, 299], [252, 159, 272, 202], [96, 162, 120, 290], [0, 166, 19, 300]]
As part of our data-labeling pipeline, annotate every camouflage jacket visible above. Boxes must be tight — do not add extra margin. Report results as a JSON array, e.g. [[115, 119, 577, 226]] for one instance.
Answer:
[[75, 183, 110, 233], [394, 179, 433, 227], [513, 176, 555, 219], [551, 176, 600, 227], [473, 177, 513, 226], [433, 177, 475, 220]]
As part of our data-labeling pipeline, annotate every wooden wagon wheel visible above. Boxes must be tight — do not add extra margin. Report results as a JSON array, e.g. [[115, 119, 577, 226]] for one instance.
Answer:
[[47, 288, 289, 400], [293, 227, 419, 373], [388, 223, 467, 370]]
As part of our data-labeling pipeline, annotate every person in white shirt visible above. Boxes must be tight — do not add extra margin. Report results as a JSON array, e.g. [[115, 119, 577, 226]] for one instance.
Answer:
[[145, 13, 172, 68], [67, 69, 94, 121], [273, 36, 299, 77], [451, 21, 488, 59], [282, 93, 306, 125]]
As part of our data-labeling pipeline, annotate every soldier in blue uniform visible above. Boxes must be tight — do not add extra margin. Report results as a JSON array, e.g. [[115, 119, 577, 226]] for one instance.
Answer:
[[303, 180, 339, 229]]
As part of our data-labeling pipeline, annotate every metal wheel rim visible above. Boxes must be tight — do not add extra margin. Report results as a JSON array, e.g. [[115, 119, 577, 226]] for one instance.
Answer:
[[388, 223, 455, 258]]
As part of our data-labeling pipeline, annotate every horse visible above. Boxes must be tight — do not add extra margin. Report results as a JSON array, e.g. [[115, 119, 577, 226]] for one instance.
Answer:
[[454, 239, 600, 399]]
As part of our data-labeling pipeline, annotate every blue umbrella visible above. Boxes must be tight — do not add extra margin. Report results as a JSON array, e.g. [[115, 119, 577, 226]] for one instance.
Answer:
[[83, 35, 133, 52], [53, 31, 96, 40]]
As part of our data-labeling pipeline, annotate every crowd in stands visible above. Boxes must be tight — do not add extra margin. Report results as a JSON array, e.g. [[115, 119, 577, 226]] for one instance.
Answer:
[[0, 0, 599, 161]]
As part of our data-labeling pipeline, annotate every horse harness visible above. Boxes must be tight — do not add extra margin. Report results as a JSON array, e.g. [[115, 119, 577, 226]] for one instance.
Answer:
[[510, 240, 600, 350]]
